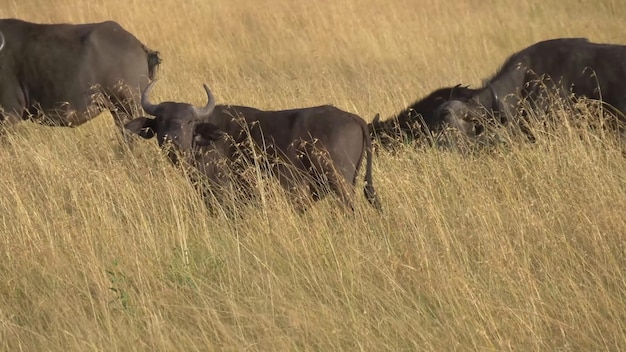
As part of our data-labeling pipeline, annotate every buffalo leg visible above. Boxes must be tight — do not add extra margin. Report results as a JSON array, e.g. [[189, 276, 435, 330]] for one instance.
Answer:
[[273, 163, 313, 213], [108, 83, 142, 145], [0, 88, 26, 134], [329, 175, 355, 211], [308, 149, 355, 211]]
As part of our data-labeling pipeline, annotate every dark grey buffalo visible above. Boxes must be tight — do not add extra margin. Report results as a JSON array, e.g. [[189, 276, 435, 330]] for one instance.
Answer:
[[125, 81, 382, 212], [436, 38, 626, 139], [369, 84, 478, 148], [0, 18, 160, 136]]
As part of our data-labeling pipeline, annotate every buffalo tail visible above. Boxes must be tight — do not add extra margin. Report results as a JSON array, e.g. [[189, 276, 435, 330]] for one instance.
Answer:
[[144, 46, 162, 80], [362, 122, 383, 212]]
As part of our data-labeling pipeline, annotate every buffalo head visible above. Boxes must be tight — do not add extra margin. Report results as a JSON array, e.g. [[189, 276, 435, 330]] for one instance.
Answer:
[[368, 84, 480, 147], [433, 100, 484, 138], [125, 80, 216, 163]]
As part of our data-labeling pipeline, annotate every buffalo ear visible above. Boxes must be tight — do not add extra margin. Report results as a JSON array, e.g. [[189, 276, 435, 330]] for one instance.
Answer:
[[194, 122, 222, 146], [124, 117, 157, 139]]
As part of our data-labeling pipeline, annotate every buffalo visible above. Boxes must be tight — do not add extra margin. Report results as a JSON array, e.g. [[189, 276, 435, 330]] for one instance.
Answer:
[[125, 81, 382, 212], [0, 18, 160, 138], [436, 38, 626, 140], [368, 84, 478, 148]]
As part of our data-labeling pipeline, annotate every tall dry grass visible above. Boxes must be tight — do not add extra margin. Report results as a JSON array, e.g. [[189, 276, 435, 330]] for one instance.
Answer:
[[1, 0, 626, 350]]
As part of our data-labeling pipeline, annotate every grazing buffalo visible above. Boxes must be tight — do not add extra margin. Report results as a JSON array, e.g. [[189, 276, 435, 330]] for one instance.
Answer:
[[436, 38, 626, 139], [368, 84, 477, 148], [0, 18, 160, 138], [125, 81, 382, 212]]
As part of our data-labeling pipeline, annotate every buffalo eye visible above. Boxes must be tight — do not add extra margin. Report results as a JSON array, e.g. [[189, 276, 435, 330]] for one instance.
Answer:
[[194, 122, 222, 146]]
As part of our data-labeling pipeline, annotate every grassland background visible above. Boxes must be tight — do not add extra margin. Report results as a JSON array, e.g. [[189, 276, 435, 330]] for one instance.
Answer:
[[1, 0, 626, 351]]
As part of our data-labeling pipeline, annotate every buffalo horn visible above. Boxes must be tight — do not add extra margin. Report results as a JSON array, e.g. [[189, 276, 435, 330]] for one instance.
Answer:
[[0, 32, 5, 52], [194, 84, 216, 119], [141, 80, 159, 115]]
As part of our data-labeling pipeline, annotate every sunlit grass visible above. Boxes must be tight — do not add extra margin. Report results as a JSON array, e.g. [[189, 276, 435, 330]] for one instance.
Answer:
[[1, 0, 626, 350]]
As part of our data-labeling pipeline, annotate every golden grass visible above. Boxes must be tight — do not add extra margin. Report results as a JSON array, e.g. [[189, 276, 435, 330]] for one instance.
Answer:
[[1, 0, 626, 350]]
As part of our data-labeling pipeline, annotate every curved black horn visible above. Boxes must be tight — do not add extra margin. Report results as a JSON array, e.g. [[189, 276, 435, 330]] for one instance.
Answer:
[[0, 31, 5, 52], [141, 79, 159, 115], [488, 83, 500, 112], [194, 84, 216, 119]]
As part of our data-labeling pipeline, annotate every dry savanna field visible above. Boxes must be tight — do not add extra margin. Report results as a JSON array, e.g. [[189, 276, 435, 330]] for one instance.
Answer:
[[2, 0, 626, 350]]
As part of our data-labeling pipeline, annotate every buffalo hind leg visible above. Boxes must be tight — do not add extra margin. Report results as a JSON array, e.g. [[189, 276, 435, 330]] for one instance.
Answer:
[[0, 95, 27, 136], [312, 159, 355, 211], [329, 176, 355, 211], [107, 83, 143, 145], [305, 145, 356, 211], [274, 164, 314, 213], [0, 112, 22, 141], [306, 171, 355, 211]]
